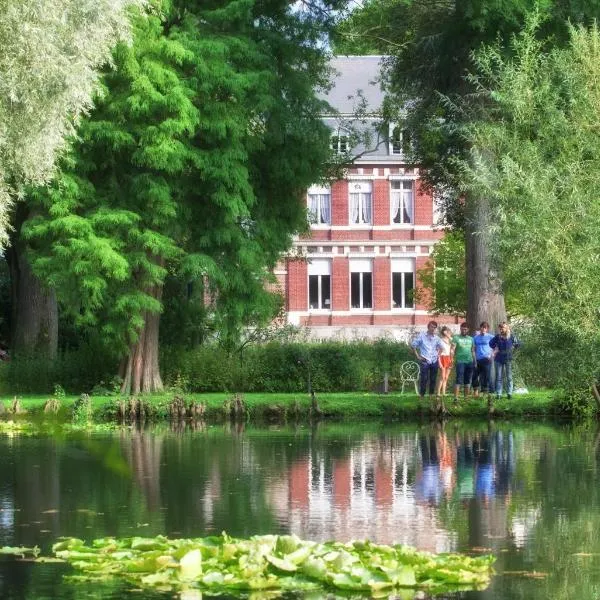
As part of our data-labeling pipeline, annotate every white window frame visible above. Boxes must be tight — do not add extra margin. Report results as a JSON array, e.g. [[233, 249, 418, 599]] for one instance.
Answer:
[[349, 181, 372, 226], [391, 258, 415, 309], [390, 179, 414, 225], [388, 124, 411, 157], [308, 259, 332, 311], [307, 184, 331, 226], [350, 258, 373, 310], [331, 131, 350, 154]]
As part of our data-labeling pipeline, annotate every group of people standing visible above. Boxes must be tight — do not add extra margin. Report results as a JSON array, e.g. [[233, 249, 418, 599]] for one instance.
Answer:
[[411, 320, 521, 410]]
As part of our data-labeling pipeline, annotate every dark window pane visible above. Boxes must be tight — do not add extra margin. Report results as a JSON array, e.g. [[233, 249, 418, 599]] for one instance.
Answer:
[[404, 272, 414, 308], [362, 272, 372, 308], [321, 275, 331, 308], [351, 272, 360, 308], [309, 275, 319, 309], [392, 272, 402, 308]]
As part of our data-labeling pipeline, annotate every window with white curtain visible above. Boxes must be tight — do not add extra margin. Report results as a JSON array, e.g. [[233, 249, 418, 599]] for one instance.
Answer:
[[349, 181, 372, 225], [390, 180, 413, 224], [391, 258, 415, 308], [308, 259, 331, 310], [307, 185, 331, 225], [350, 258, 372, 309]]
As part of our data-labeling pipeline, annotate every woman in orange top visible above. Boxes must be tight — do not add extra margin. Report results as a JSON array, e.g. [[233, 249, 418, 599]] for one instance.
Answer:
[[436, 326, 453, 398]]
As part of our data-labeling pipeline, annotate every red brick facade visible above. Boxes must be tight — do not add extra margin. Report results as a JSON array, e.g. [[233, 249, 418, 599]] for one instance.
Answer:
[[331, 257, 349, 312], [281, 165, 453, 336]]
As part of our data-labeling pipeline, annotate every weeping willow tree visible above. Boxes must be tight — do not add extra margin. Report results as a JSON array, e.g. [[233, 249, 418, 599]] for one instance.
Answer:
[[466, 16, 600, 404], [0, 0, 142, 357], [0, 0, 142, 237]]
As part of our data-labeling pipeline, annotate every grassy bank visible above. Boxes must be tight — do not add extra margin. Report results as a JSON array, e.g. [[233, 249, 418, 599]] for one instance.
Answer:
[[0, 389, 564, 421]]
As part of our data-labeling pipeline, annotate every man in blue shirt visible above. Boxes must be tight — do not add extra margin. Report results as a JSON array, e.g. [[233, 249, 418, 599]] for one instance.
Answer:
[[472, 321, 494, 398], [489, 322, 521, 399], [411, 321, 443, 401]]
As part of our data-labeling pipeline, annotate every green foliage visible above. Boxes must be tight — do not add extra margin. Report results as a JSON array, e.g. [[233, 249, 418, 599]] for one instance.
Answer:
[[0, 342, 119, 394], [335, 0, 600, 221], [0, 0, 142, 247], [51, 533, 494, 593], [465, 19, 600, 400], [24, 0, 338, 362], [162, 341, 414, 393], [416, 231, 467, 316], [72, 393, 93, 425]]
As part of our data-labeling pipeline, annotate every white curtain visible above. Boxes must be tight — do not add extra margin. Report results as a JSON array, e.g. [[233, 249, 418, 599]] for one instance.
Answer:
[[350, 193, 360, 223], [361, 192, 371, 223], [403, 187, 413, 223], [320, 194, 331, 224], [308, 194, 319, 222], [391, 190, 401, 222]]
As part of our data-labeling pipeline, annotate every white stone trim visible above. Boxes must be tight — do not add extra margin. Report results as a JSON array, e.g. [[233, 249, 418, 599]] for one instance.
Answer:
[[288, 309, 431, 318]]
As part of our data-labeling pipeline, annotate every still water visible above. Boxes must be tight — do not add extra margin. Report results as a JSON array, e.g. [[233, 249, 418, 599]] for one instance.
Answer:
[[0, 420, 599, 599]]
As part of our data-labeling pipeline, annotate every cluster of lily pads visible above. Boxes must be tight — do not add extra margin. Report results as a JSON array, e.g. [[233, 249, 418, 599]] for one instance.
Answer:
[[47, 533, 494, 595]]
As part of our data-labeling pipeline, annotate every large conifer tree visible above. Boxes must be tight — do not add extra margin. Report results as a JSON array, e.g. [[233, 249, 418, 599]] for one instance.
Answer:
[[26, 0, 337, 393]]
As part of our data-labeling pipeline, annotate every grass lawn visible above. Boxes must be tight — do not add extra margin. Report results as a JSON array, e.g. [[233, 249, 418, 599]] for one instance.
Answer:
[[0, 389, 561, 421]]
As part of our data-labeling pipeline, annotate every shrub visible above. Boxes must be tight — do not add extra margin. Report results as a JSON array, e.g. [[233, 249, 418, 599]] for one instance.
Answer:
[[161, 340, 414, 393]]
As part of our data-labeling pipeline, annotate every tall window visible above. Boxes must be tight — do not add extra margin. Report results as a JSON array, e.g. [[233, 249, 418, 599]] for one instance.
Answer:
[[389, 125, 411, 156], [308, 259, 331, 310], [349, 181, 372, 225], [307, 185, 331, 225], [350, 259, 372, 309], [392, 258, 415, 308], [391, 180, 413, 224]]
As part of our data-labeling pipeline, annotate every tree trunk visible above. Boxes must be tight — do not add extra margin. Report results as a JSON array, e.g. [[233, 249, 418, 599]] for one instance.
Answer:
[[119, 283, 164, 395], [464, 193, 506, 332], [8, 205, 58, 358]]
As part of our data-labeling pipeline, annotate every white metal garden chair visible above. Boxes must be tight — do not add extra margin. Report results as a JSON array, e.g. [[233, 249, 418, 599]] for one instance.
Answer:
[[399, 361, 420, 394]]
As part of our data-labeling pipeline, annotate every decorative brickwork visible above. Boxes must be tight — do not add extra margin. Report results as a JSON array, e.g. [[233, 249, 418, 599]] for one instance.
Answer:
[[331, 180, 349, 226], [372, 179, 389, 226], [286, 259, 308, 311], [415, 255, 432, 311], [373, 257, 391, 311], [331, 257, 349, 311], [414, 179, 433, 226]]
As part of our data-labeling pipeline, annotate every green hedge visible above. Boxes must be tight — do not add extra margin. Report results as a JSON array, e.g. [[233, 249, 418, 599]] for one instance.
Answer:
[[161, 340, 415, 393], [0, 340, 415, 394], [0, 342, 119, 395]]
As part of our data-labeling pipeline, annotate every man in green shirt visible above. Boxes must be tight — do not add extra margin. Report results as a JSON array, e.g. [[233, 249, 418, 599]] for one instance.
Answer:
[[452, 323, 476, 403]]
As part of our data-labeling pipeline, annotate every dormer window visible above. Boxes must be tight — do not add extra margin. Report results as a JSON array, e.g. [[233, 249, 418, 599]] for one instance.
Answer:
[[389, 124, 411, 157], [331, 134, 349, 154]]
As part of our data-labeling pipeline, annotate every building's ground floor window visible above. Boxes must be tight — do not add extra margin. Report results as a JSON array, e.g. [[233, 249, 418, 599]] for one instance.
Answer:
[[350, 259, 372, 309], [308, 259, 331, 309], [304, 258, 417, 311], [392, 258, 415, 309], [392, 272, 414, 308]]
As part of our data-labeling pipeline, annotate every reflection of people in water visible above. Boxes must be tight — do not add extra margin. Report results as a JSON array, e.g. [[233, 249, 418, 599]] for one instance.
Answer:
[[456, 434, 475, 499], [438, 431, 455, 498], [416, 435, 441, 505], [415, 429, 457, 505], [494, 431, 515, 498], [474, 435, 495, 501]]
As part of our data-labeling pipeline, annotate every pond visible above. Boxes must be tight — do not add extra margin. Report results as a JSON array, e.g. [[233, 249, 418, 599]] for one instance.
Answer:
[[0, 419, 598, 599]]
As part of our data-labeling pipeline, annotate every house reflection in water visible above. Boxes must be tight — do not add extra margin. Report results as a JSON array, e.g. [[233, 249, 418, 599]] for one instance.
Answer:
[[264, 429, 518, 553]]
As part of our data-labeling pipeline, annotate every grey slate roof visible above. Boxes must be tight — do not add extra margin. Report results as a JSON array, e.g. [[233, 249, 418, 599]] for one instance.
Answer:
[[322, 56, 385, 114]]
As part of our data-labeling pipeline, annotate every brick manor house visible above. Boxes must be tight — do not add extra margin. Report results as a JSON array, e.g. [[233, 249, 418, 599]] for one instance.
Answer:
[[275, 56, 451, 340]]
